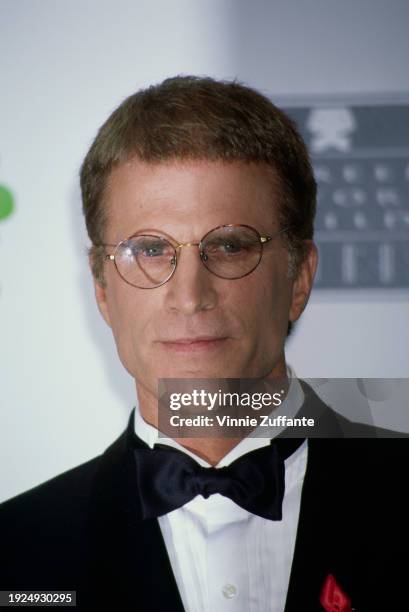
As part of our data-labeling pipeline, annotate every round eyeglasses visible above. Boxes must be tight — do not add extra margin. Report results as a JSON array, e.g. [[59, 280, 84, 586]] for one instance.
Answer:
[[102, 224, 289, 289]]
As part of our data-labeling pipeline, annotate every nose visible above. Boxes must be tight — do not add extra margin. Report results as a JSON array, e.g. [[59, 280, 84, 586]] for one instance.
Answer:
[[164, 244, 218, 315]]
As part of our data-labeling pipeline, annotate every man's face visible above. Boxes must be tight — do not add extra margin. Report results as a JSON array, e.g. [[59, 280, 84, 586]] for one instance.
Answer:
[[94, 159, 316, 402]]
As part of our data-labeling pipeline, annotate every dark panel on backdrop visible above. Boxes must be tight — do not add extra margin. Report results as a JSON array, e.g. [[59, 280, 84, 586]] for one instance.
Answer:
[[282, 101, 409, 289]]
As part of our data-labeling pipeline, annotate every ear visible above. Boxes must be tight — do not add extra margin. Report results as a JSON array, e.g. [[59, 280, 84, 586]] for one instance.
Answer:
[[89, 255, 112, 328], [289, 241, 318, 322]]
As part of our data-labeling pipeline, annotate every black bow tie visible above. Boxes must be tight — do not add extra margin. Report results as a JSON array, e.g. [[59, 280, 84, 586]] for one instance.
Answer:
[[132, 437, 305, 521]]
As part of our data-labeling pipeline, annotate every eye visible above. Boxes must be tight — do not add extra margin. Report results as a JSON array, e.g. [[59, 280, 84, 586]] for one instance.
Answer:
[[204, 237, 255, 256], [141, 243, 165, 257], [220, 240, 243, 254], [126, 238, 170, 258]]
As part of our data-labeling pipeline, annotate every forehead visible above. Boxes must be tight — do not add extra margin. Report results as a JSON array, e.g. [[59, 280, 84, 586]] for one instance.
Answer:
[[104, 159, 283, 241]]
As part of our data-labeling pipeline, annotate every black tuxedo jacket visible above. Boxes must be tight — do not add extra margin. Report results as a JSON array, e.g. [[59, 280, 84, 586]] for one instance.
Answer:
[[1, 383, 408, 611]]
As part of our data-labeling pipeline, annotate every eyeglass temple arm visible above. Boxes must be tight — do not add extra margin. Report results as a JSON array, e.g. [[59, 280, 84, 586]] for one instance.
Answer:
[[261, 226, 291, 243], [93, 244, 117, 261]]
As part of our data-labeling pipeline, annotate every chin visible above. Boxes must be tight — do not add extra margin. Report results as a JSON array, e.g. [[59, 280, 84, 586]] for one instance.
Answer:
[[159, 362, 236, 379]]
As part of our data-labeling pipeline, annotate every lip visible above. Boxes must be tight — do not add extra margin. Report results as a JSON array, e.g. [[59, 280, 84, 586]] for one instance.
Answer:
[[159, 336, 229, 352]]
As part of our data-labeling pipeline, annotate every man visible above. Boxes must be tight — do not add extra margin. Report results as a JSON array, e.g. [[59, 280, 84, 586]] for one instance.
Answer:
[[0, 76, 407, 611]]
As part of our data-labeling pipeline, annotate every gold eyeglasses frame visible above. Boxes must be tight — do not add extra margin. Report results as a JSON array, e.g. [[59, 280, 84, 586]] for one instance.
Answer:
[[100, 224, 290, 289]]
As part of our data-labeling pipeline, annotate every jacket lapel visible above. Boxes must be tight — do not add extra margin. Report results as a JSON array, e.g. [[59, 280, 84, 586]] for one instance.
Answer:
[[85, 412, 185, 611], [285, 437, 366, 612], [284, 439, 339, 611], [284, 385, 358, 611]]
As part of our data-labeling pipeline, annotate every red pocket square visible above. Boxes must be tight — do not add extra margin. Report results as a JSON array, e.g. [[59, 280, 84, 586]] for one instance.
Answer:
[[320, 573, 353, 612]]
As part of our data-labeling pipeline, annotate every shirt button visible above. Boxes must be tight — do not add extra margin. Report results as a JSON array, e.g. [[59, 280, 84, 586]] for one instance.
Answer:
[[222, 583, 237, 599]]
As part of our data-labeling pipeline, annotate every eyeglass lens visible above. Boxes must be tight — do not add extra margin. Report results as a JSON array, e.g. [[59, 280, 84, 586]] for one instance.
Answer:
[[113, 225, 263, 288]]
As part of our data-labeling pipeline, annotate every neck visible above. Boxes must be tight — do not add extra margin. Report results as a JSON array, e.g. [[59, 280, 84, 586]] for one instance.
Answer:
[[136, 359, 289, 465]]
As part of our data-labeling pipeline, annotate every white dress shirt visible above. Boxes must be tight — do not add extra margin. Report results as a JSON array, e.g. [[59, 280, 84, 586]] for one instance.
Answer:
[[134, 371, 308, 612]]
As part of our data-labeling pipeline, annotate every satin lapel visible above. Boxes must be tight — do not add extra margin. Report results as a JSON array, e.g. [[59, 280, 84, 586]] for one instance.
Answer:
[[284, 436, 364, 612], [86, 412, 185, 612], [284, 439, 337, 611], [284, 385, 351, 611]]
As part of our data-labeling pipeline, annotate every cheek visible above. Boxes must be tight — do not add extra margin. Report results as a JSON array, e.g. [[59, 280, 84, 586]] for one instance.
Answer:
[[247, 266, 292, 314], [104, 283, 151, 367], [238, 271, 293, 342]]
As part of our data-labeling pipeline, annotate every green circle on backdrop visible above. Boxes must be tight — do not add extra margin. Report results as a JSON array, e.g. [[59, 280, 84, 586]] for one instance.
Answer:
[[0, 185, 15, 220]]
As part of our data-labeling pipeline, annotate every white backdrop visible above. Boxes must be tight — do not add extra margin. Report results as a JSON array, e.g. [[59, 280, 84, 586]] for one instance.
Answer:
[[1, 0, 408, 503]]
